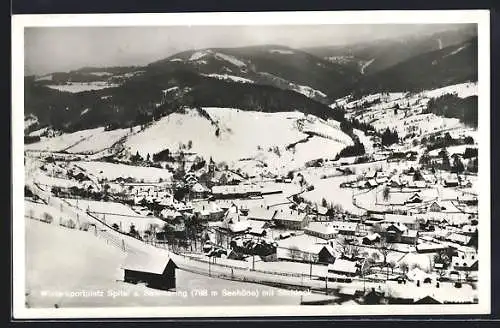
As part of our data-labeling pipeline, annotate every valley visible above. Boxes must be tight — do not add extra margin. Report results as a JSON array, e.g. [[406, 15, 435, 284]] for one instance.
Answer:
[[21, 24, 481, 309]]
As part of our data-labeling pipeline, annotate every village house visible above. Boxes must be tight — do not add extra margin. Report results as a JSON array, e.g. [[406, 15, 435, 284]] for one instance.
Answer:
[[219, 205, 250, 234], [407, 267, 435, 285], [445, 232, 472, 246], [190, 182, 210, 199], [443, 176, 459, 188], [384, 214, 420, 230], [384, 223, 418, 244], [451, 252, 478, 271], [461, 224, 478, 236], [312, 205, 330, 221], [365, 170, 378, 180], [246, 205, 277, 222], [329, 220, 359, 236], [388, 175, 403, 188], [192, 201, 225, 221], [276, 237, 337, 263], [422, 174, 437, 185], [457, 194, 478, 206], [405, 192, 423, 204], [415, 242, 450, 254], [428, 201, 446, 212], [273, 210, 310, 230], [246, 220, 270, 237], [296, 202, 310, 214], [328, 259, 359, 277], [407, 180, 426, 189], [362, 233, 381, 245], [303, 222, 337, 240], [160, 209, 185, 233]]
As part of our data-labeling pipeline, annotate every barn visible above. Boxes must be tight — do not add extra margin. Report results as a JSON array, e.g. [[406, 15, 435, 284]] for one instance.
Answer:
[[122, 252, 177, 291]]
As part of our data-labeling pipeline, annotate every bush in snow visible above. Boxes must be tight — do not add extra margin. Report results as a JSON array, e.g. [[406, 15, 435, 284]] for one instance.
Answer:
[[42, 212, 53, 224]]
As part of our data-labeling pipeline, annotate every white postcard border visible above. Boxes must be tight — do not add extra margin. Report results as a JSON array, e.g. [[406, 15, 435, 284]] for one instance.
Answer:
[[12, 10, 491, 319]]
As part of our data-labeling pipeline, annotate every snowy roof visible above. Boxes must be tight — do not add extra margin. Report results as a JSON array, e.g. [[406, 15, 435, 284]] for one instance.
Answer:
[[316, 206, 329, 215], [386, 222, 408, 233], [407, 267, 434, 282], [363, 233, 381, 242], [246, 220, 267, 230], [247, 206, 277, 221], [446, 233, 471, 245], [384, 214, 418, 225], [304, 222, 337, 236], [403, 229, 418, 238], [328, 259, 358, 274], [122, 252, 175, 275], [416, 242, 448, 252], [330, 220, 358, 232], [297, 203, 309, 211], [191, 183, 208, 193], [277, 235, 336, 256], [274, 210, 307, 222], [160, 209, 182, 219], [462, 225, 477, 234], [451, 255, 478, 268]]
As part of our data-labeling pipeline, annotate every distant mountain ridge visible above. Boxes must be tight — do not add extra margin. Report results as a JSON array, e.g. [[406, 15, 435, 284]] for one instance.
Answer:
[[24, 27, 478, 135], [350, 37, 477, 94], [303, 25, 477, 75]]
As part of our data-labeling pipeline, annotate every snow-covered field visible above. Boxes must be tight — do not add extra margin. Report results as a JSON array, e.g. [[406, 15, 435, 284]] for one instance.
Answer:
[[421, 82, 477, 99], [202, 73, 253, 83], [64, 128, 131, 154], [301, 175, 366, 215], [72, 161, 172, 183], [25, 218, 127, 308], [33, 174, 81, 190], [294, 85, 328, 99], [341, 82, 478, 140], [25, 128, 103, 152], [214, 52, 246, 67], [64, 199, 165, 233], [124, 108, 351, 175], [428, 144, 476, 157], [64, 199, 138, 216], [45, 82, 120, 93], [25, 200, 74, 222], [25, 218, 303, 307], [269, 49, 295, 55]]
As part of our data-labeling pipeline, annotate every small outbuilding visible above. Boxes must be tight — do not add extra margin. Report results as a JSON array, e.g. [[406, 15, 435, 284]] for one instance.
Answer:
[[122, 253, 177, 290]]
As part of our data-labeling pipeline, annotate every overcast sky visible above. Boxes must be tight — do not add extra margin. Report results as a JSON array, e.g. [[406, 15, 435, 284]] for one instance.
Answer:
[[25, 24, 468, 76]]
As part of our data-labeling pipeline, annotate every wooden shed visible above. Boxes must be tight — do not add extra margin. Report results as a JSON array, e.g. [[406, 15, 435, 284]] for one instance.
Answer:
[[122, 252, 177, 291]]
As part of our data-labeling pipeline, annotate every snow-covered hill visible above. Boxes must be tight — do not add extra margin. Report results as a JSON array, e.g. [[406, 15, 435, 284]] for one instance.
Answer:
[[340, 82, 478, 139], [124, 107, 353, 175]]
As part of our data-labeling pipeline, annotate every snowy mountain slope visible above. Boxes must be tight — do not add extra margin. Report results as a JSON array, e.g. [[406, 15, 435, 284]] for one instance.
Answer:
[[148, 45, 360, 102], [24, 127, 137, 154], [342, 82, 477, 140], [124, 107, 353, 175]]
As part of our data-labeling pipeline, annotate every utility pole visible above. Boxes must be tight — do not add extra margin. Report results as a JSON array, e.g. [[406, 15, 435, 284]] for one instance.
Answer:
[[309, 255, 312, 279], [325, 273, 328, 295]]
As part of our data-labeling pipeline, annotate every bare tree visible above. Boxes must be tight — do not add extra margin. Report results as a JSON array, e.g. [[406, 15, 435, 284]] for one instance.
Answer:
[[382, 186, 390, 202], [376, 236, 393, 280], [399, 262, 409, 275]]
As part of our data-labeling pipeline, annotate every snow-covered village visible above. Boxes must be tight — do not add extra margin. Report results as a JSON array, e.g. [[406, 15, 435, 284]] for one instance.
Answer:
[[19, 21, 483, 311]]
